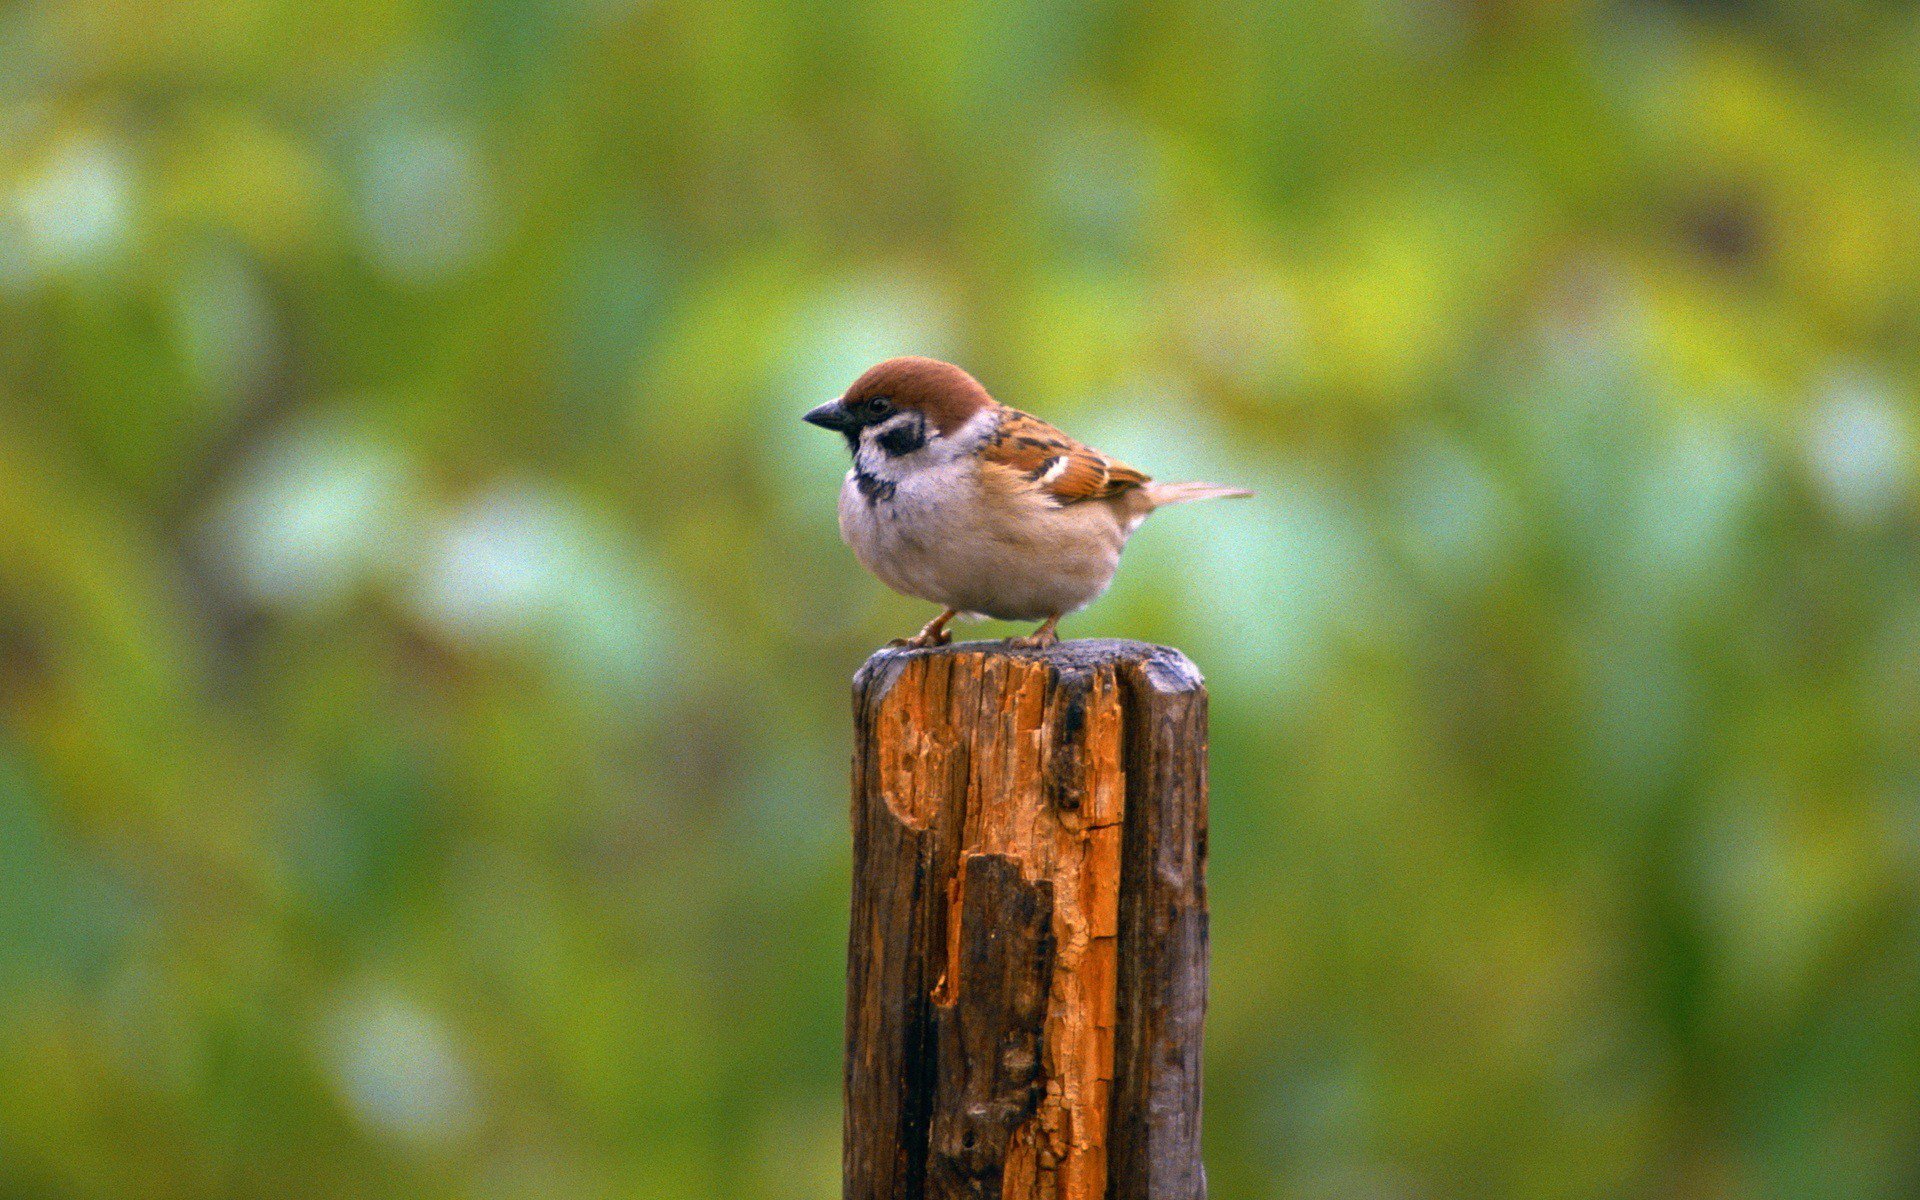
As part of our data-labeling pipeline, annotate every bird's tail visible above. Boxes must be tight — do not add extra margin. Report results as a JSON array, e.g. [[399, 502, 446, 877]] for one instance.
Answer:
[[1144, 480, 1254, 507]]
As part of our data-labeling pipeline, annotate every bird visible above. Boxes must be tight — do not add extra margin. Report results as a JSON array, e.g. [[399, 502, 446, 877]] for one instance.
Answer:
[[803, 356, 1251, 649]]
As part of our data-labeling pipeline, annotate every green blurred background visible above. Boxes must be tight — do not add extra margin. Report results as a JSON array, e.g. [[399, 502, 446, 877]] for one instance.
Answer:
[[4, 0, 1920, 1196]]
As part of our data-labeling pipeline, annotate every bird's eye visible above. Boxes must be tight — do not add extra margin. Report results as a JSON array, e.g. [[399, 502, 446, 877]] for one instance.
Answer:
[[867, 396, 894, 417]]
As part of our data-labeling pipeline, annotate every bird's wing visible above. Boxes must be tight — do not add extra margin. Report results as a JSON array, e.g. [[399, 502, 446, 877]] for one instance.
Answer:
[[979, 409, 1152, 505]]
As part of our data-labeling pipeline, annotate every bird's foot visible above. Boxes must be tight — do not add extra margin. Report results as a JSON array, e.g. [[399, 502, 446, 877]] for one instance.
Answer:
[[887, 613, 957, 649], [886, 631, 951, 649], [1007, 618, 1061, 650]]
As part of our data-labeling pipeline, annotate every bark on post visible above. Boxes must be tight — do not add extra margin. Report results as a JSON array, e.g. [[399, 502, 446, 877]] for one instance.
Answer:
[[845, 640, 1208, 1200]]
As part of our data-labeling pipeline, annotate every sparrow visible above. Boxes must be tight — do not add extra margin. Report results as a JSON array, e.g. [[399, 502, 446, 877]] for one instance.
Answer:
[[804, 356, 1251, 649]]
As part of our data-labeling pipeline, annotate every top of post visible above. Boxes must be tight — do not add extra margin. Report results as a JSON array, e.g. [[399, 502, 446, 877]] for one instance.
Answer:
[[854, 638, 1204, 703]]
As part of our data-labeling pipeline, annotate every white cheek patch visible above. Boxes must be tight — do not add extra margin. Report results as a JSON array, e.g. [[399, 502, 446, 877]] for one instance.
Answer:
[[855, 407, 994, 484], [856, 413, 929, 480], [856, 413, 920, 455], [867, 412, 915, 439]]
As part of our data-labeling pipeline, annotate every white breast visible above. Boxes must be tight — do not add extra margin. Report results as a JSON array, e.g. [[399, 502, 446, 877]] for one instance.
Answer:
[[836, 410, 1132, 622]]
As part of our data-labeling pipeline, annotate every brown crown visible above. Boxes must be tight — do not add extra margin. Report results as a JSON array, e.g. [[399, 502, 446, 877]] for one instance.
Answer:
[[843, 357, 993, 435]]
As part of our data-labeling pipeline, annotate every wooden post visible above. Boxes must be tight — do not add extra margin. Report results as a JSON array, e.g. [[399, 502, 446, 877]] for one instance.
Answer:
[[845, 640, 1208, 1200]]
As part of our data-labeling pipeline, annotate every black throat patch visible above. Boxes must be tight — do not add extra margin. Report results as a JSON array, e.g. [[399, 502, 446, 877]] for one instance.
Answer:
[[854, 468, 896, 504]]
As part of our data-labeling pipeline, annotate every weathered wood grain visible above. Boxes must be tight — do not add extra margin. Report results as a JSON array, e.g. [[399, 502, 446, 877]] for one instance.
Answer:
[[845, 640, 1208, 1200]]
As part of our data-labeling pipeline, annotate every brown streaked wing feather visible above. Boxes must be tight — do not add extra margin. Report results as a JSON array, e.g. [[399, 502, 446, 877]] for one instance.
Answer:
[[982, 409, 1151, 505]]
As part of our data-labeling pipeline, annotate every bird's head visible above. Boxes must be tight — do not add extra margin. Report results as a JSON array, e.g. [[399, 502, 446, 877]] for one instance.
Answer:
[[803, 357, 994, 453]]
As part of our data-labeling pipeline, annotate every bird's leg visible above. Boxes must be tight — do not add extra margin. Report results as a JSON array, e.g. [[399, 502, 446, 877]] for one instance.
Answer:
[[1008, 615, 1061, 649], [888, 608, 958, 649]]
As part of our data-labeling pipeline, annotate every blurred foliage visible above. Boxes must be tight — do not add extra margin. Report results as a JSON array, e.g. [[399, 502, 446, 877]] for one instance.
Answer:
[[3, 0, 1920, 1196]]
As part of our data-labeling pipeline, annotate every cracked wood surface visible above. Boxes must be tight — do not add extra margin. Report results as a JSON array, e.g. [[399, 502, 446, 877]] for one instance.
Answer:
[[845, 640, 1208, 1200]]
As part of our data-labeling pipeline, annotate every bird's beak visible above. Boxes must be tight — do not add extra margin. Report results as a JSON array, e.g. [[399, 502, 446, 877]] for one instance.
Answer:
[[802, 399, 859, 432]]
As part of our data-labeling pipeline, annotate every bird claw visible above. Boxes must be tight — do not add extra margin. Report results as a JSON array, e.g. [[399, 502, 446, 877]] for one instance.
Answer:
[[888, 627, 953, 650], [1008, 617, 1061, 650]]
